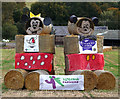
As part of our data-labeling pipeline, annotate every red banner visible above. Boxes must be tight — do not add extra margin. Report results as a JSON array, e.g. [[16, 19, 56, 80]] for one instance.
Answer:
[[15, 53, 53, 72], [67, 53, 104, 71]]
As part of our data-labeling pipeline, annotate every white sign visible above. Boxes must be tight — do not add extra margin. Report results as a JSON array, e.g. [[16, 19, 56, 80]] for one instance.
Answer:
[[40, 75, 84, 90], [79, 38, 97, 54], [94, 26, 108, 30], [24, 35, 39, 52]]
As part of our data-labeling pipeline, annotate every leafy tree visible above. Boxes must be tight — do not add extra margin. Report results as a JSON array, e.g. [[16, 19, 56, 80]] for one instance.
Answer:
[[2, 23, 18, 40], [2, 2, 16, 24], [13, 3, 26, 23], [13, 9, 22, 23], [99, 9, 119, 29], [31, 2, 69, 25], [31, 2, 102, 25], [16, 22, 27, 35], [66, 2, 101, 17]]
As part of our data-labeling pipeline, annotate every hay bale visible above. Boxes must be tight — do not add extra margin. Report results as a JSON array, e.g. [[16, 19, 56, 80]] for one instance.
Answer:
[[68, 17, 94, 36], [39, 35, 55, 54], [64, 35, 104, 54], [4, 69, 28, 90], [94, 70, 116, 90], [103, 46, 112, 52], [25, 70, 49, 90], [16, 35, 55, 53], [97, 35, 104, 53], [72, 70, 97, 90], [64, 35, 80, 54], [15, 35, 24, 53]]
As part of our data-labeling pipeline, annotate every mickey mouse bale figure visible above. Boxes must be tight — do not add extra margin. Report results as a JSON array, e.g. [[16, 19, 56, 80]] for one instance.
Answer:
[[68, 15, 94, 36], [4, 12, 55, 90], [64, 15, 116, 90]]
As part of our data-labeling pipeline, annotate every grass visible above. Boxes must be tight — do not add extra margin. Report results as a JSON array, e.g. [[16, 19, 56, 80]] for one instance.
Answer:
[[104, 49, 119, 77], [1, 49, 15, 70]]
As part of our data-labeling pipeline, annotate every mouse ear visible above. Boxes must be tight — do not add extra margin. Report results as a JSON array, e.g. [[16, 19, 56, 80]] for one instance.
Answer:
[[69, 15, 77, 23], [21, 14, 29, 23], [91, 17, 98, 26], [43, 17, 52, 26]]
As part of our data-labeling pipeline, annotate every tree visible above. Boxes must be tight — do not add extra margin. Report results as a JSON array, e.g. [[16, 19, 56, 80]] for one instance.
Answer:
[[99, 9, 119, 29], [31, 2, 69, 25], [2, 2, 16, 24], [16, 22, 27, 35], [13, 3, 26, 23], [2, 23, 18, 40], [13, 9, 22, 23]]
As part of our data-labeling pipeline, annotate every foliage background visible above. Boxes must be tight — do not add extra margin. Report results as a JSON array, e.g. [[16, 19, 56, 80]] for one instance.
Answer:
[[2, 2, 120, 40]]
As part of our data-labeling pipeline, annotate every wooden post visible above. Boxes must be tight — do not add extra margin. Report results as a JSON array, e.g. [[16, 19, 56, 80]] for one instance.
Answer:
[[25, 70, 49, 90], [72, 70, 98, 90], [4, 69, 28, 90], [94, 70, 116, 90]]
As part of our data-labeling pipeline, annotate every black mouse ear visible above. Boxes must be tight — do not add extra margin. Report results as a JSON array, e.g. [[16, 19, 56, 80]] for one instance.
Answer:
[[91, 17, 98, 26], [21, 14, 29, 23], [43, 17, 52, 26], [69, 15, 77, 23]]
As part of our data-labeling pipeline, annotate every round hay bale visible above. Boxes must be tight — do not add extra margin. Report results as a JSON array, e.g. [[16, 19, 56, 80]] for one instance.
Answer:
[[68, 17, 94, 36], [25, 70, 49, 90], [4, 69, 28, 90], [94, 70, 116, 90], [72, 70, 97, 90], [26, 17, 52, 35]]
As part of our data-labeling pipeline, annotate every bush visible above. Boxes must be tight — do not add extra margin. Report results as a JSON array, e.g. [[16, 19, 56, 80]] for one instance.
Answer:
[[2, 23, 18, 40]]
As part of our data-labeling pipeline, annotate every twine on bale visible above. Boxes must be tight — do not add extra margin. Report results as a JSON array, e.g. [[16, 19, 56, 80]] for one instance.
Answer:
[[72, 70, 98, 90], [4, 69, 28, 90], [25, 70, 49, 90], [94, 70, 116, 90]]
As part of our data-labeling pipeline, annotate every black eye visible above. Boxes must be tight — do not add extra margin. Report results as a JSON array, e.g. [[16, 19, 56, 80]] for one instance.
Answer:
[[36, 21, 38, 23]]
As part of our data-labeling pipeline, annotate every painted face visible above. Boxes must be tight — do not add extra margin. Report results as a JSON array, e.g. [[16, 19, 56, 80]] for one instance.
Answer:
[[80, 21, 91, 33], [77, 20, 93, 36], [30, 19, 40, 30], [26, 18, 43, 35]]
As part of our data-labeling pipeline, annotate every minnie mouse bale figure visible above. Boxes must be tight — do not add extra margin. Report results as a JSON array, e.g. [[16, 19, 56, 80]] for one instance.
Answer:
[[4, 12, 55, 90]]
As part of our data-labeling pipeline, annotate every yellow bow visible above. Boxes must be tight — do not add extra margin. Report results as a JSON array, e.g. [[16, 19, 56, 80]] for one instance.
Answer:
[[30, 12, 41, 18]]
